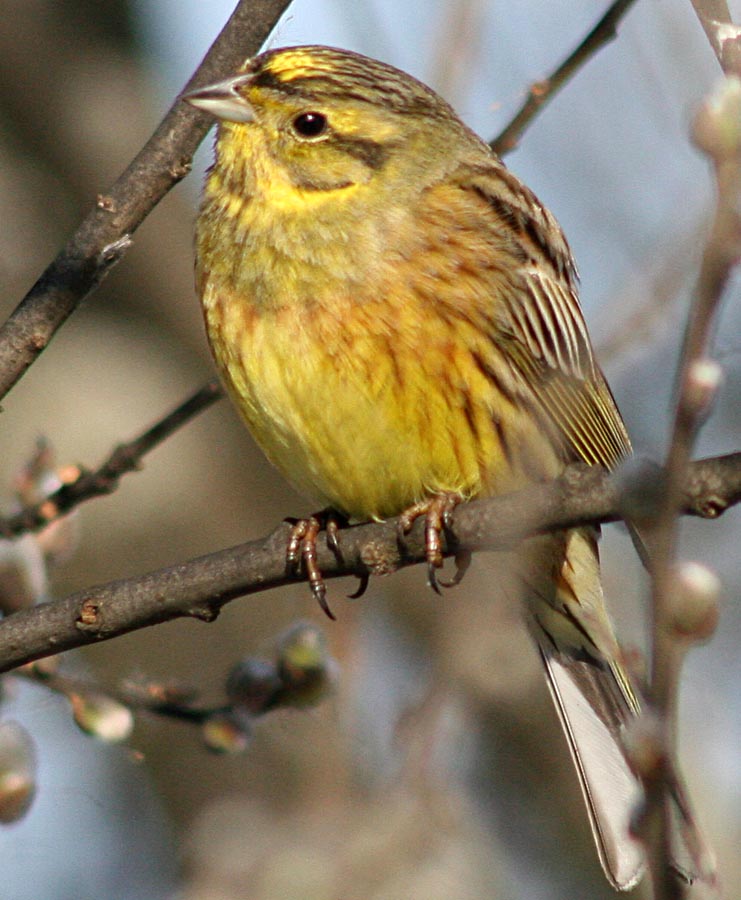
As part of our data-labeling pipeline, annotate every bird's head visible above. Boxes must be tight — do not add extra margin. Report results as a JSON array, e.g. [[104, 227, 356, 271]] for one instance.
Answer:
[[186, 45, 479, 196]]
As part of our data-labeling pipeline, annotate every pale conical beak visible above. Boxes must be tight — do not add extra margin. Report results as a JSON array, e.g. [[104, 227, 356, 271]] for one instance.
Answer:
[[184, 73, 256, 123]]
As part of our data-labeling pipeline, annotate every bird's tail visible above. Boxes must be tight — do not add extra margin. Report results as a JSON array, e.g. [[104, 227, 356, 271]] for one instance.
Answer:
[[522, 527, 706, 890], [539, 646, 644, 890]]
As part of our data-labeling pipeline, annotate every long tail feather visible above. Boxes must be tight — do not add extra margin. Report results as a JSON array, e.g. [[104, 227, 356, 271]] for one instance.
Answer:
[[525, 527, 712, 889], [540, 649, 644, 890]]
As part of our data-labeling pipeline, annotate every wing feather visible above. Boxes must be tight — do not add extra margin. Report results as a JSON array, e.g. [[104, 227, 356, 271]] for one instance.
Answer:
[[463, 167, 631, 469]]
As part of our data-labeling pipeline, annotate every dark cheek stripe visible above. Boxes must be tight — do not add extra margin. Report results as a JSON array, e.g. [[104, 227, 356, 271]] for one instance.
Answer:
[[331, 135, 389, 170]]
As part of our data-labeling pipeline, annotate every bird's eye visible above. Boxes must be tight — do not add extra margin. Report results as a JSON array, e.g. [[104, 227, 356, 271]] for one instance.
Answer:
[[291, 111, 328, 138]]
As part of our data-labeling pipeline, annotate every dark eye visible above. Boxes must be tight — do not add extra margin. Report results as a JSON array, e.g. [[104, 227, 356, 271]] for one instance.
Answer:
[[291, 111, 328, 138]]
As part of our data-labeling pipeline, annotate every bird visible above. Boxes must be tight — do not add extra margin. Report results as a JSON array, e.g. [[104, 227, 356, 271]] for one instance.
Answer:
[[186, 44, 666, 889]]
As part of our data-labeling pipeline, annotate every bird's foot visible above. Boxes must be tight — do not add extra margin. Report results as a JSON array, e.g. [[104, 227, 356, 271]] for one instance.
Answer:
[[398, 492, 465, 593], [286, 509, 346, 619]]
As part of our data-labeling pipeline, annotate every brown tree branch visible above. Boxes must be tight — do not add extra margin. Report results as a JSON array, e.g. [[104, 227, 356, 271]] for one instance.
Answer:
[[0, 380, 224, 538], [0, 452, 737, 676], [690, 0, 741, 76], [491, 0, 639, 155], [0, 0, 292, 403]]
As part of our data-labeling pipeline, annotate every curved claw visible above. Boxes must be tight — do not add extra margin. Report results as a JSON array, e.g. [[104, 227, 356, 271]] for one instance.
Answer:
[[311, 579, 336, 621], [347, 572, 369, 600], [427, 562, 442, 595], [438, 549, 472, 589], [285, 510, 346, 619], [326, 516, 344, 557], [399, 492, 463, 591]]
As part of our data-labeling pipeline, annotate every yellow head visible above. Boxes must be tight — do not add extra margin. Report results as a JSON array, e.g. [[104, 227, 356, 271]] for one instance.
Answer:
[[186, 45, 485, 199]]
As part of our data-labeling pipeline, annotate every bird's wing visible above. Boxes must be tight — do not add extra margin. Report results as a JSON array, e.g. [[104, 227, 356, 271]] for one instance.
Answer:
[[462, 165, 631, 470], [460, 164, 647, 888]]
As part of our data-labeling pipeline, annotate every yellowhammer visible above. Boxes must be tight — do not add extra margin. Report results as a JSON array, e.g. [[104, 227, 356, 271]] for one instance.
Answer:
[[187, 45, 678, 890]]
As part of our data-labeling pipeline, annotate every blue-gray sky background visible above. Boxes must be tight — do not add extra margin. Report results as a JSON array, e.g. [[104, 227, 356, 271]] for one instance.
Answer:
[[0, 2, 738, 898]]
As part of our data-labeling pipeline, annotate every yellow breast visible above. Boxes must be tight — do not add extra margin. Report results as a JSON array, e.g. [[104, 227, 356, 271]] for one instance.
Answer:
[[196, 161, 559, 520]]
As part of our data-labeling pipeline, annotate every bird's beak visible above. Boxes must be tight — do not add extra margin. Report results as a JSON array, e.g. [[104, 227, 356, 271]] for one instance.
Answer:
[[184, 74, 256, 123]]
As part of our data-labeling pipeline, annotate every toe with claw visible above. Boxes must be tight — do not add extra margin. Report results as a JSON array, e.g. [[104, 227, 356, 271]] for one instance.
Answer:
[[398, 492, 465, 592], [285, 509, 346, 619]]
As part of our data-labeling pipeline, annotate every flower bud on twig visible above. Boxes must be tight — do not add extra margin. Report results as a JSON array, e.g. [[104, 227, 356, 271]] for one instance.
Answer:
[[274, 622, 338, 710], [69, 692, 134, 743], [0, 721, 36, 824], [226, 658, 282, 716], [623, 710, 666, 784], [683, 359, 723, 425], [202, 711, 252, 754], [667, 561, 721, 642], [693, 75, 741, 161]]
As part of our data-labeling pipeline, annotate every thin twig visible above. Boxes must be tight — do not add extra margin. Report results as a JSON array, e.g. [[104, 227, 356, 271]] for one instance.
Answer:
[[14, 665, 216, 725], [13, 618, 334, 738], [690, 0, 741, 76], [0, 0, 292, 403], [644, 75, 741, 899], [0, 453, 737, 675], [491, 0, 639, 155], [0, 380, 224, 538]]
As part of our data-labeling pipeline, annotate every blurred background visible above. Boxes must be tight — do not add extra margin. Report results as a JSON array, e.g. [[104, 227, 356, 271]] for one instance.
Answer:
[[0, 1, 739, 898]]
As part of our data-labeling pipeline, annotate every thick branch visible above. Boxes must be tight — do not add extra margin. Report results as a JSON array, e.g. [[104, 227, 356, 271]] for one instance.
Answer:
[[0, 453, 737, 675], [0, 0, 291, 402]]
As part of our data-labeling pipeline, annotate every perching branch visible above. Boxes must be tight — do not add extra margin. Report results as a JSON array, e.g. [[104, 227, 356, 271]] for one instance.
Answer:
[[0, 381, 224, 538], [0, 0, 291, 403], [0, 452, 738, 676], [491, 0, 639, 155]]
